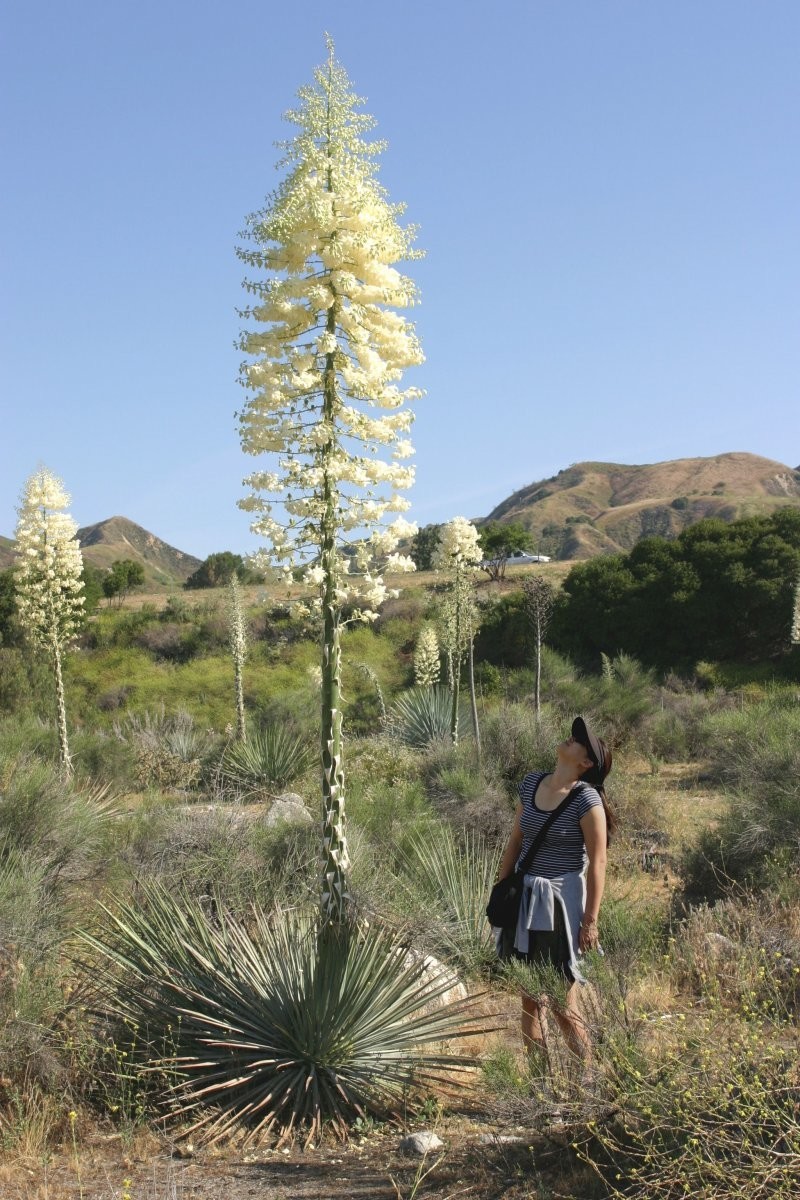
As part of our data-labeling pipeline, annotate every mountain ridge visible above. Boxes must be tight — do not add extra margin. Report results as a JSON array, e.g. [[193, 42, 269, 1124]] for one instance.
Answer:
[[0, 517, 201, 589], [484, 451, 800, 558]]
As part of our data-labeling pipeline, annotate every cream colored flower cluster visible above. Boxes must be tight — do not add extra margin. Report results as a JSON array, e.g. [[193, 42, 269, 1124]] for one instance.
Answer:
[[431, 517, 483, 571], [236, 48, 423, 620], [14, 467, 85, 650]]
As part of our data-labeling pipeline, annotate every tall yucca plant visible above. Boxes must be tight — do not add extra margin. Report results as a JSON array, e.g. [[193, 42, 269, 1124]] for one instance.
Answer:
[[83, 886, 486, 1146]]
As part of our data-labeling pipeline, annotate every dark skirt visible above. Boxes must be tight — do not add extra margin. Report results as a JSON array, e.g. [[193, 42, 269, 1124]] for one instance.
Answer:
[[511, 900, 576, 984]]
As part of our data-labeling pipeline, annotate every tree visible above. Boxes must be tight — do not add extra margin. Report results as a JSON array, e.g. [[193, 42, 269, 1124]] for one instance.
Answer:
[[81, 563, 105, 614], [185, 551, 248, 590], [102, 559, 145, 606], [433, 517, 483, 748], [478, 520, 533, 581], [522, 575, 555, 717], [237, 39, 422, 923], [410, 523, 442, 571], [0, 569, 19, 646], [14, 467, 85, 778]]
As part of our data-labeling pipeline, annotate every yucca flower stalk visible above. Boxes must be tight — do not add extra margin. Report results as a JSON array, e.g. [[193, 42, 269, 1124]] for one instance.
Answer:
[[433, 518, 482, 748], [236, 39, 423, 922], [227, 575, 248, 741], [522, 575, 555, 718], [791, 573, 800, 645], [14, 467, 85, 778], [414, 624, 441, 687]]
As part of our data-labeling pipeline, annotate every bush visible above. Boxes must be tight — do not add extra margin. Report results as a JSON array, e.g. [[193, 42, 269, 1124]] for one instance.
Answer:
[[682, 702, 800, 896], [578, 1015, 800, 1199], [389, 685, 459, 748], [480, 703, 560, 790], [118, 708, 213, 791]]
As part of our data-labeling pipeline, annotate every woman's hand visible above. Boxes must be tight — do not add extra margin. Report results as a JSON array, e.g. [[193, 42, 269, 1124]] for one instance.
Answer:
[[579, 917, 600, 953]]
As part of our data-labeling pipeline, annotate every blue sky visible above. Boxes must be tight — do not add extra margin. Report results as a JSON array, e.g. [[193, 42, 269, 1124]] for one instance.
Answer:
[[2, 1, 798, 558]]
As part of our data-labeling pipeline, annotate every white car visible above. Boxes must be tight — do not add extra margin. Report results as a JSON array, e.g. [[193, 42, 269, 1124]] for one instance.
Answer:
[[480, 550, 551, 568]]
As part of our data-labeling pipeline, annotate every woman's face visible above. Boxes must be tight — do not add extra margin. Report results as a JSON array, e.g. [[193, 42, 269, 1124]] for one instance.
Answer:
[[558, 735, 593, 773]]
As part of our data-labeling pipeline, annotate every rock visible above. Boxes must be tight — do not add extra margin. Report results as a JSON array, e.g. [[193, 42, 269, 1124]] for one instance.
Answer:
[[400, 1132, 444, 1156], [397, 950, 468, 1010], [263, 794, 312, 828], [704, 932, 736, 956]]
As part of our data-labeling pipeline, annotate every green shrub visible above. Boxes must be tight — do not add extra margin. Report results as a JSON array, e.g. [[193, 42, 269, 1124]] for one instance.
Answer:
[[578, 1015, 800, 1200], [682, 703, 800, 896], [480, 703, 560, 789], [118, 708, 213, 791]]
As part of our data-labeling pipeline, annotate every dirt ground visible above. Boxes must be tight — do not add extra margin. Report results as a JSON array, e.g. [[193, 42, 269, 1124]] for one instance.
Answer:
[[1, 1115, 591, 1200]]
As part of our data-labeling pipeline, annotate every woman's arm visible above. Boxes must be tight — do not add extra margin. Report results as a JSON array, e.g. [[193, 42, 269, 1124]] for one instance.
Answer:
[[579, 804, 607, 952], [497, 803, 524, 880]]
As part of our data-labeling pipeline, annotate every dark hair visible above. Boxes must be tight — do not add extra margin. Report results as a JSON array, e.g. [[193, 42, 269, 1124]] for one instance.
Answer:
[[580, 738, 617, 839]]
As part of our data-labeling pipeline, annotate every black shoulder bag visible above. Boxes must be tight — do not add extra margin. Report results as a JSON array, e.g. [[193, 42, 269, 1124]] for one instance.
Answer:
[[486, 782, 578, 932]]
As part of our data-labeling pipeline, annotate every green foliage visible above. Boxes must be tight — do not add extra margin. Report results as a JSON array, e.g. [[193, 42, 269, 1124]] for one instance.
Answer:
[[390, 685, 460, 748], [579, 1016, 800, 1199], [0, 568, 21, 646], [102, 559, 145, 605], [473, 591, 529, 667], [553, 509, 800, 667], [409, 523, 442, 571], [477, 521, 533, 580], [80, 563, 105, 614], [682, 701, 800, 897], [119, 708, 213, 791], [396, 824, 499, 973], [480, 703, 560, 789], [219, 724, 312, 796], [85, 888, 484, 1144], [120, 802, 319, 914], [184, 551, 261, 590]]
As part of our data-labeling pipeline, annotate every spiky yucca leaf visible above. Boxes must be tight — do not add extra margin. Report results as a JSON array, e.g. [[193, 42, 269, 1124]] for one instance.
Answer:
[[219, 724, 311, 795], [397, 825, 499, 972], [390, 686, 464, 749], [83, 885, 487, 1145]]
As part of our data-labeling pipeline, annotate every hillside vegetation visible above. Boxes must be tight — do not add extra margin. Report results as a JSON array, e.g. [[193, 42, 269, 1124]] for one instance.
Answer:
[[487, 451, 800, 559]]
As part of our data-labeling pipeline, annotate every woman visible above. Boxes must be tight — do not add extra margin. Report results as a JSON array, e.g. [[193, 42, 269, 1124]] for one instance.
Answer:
[[496, 716, 613, 1063]]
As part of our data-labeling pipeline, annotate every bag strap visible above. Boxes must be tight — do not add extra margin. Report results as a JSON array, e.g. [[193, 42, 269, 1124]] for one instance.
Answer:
[[516, 777, 580, 878]]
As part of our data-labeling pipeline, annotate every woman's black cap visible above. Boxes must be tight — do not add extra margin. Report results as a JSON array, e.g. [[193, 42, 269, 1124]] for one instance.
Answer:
[[572, 716, 610, 782]]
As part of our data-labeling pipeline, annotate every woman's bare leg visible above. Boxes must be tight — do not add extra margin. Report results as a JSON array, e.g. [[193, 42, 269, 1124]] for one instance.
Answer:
[[521, 992, 551, 1068], [551, 984, 591, 1061]]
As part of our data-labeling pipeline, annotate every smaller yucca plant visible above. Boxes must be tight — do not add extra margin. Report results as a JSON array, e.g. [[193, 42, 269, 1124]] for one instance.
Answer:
[[390, 686, 463, 749], [83, 886, 487, 1146], [397, 824, 499, 973], [219, 724, 312, 796]]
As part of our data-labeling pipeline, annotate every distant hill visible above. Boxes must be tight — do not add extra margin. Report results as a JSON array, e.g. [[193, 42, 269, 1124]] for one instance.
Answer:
[[485, 452, 800, 560], [76, 517, 202, 590], [0, 518, 202, 589]]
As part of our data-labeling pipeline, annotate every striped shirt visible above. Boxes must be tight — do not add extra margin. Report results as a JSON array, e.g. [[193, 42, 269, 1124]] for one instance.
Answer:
[[515, 771, 602, 879]]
